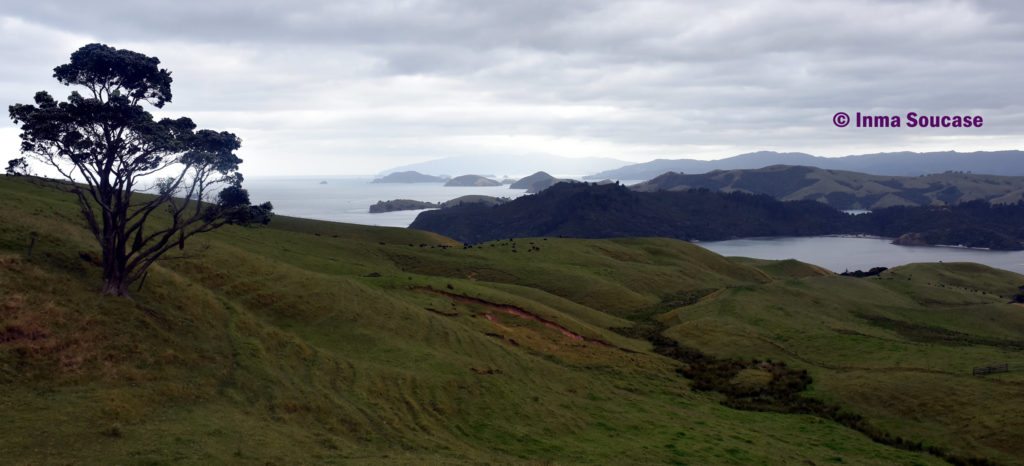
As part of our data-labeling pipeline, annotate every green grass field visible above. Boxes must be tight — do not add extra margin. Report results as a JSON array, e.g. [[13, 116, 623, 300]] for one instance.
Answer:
[[2, 175, 1021, 464]]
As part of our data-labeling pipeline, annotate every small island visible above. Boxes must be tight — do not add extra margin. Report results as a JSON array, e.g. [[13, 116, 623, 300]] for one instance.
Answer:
[[444, 175, 502, 187], [371, 171, 448, 183], [369, 199, 440, 213], [369, 195, 509, 213], [441, 195, 509, 208], [510, 171, 576, 193]]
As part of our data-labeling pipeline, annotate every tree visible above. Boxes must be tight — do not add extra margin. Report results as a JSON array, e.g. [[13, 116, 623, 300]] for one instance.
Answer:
[[5, 157, 30, 176], [9, 43, 272, 296]]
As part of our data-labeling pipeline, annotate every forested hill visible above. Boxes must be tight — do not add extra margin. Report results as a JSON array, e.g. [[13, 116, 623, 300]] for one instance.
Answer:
[[409, 182, 849, 244], [409, 182, 1024, 249]]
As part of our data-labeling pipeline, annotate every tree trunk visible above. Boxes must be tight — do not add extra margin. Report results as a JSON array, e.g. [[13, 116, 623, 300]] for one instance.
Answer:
[[101, 234, 130, 296], [101, 277, 130, 296]]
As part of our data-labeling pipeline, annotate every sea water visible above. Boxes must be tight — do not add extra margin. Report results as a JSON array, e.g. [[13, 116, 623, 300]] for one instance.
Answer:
[[244, 176, 529, 228], [699, 236, 1024, 274]]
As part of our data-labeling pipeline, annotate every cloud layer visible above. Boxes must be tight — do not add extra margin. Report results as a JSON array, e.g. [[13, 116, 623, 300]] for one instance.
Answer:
[[2, 0, 1023, 175]]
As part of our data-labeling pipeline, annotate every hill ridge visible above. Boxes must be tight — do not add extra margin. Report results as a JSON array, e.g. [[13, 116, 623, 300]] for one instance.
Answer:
[[631, 164, 1024, 209], [586, 150, 1024, 180]]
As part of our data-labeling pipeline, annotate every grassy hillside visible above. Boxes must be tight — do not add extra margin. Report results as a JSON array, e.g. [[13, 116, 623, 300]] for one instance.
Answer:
[[632, 165, 1024, 209], [2, 175, 1021, 464], [661, 263, 1024, 464]]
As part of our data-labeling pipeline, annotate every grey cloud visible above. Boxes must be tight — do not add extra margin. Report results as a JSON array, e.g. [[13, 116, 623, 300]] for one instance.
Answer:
[[2, 0, 1023, 175]]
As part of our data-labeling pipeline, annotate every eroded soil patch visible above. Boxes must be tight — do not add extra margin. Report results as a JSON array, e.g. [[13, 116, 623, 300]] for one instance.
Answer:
[[415, 286, 614, 347]]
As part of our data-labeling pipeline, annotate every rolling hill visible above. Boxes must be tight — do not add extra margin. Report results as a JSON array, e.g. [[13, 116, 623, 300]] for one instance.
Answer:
[[586, 150, 1024, 181], [631, 165, 1024, 209], [1, 175, 1022, 464]]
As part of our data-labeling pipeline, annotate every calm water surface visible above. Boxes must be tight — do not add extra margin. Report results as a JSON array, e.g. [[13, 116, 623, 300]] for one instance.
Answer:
[[699, 236, 1024, 275], [245, 177, 528, 228]]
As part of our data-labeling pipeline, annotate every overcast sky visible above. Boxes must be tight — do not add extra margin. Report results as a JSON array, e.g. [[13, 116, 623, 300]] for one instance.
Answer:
[[2, 0, 1023, 175]]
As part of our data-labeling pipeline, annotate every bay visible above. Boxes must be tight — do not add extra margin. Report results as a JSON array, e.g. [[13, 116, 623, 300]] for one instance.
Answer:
[[699, 236, 1024, 275], [245, 177, 528, 228]]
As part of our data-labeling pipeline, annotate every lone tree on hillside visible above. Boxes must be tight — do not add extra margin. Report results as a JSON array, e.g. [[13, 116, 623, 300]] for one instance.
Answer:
[[9, 43, 272, 296], [5, 157, 30, 176]]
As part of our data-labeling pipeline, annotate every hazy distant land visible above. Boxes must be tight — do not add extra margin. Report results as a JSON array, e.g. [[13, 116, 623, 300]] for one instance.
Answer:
[[586, 150, 1024, 180], [631, 165, 1024, 209], [371, 171, 449, 183]]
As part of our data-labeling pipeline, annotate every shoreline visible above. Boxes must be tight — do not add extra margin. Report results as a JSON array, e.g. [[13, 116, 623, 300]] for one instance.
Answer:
[[698, 234, 1014, 252]]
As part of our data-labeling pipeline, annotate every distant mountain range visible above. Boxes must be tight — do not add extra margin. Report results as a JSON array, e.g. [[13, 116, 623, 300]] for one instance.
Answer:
[[409, 182, 1024, 250], [381, 154, 630, 178], [585, 150, 1024, 180], [631, 165, 1024, 210]]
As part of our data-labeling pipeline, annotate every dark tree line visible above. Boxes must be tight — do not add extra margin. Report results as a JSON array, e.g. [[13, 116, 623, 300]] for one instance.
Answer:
[[840, 267, 889, 278], [8, 44, 272, 296], [851, 201, 1024, 250]]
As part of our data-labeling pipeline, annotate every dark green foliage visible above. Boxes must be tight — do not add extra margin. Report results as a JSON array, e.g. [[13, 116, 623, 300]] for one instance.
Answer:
[[52, 43, 173, 107], [859, 202, 1024, 250], [5, 157, 29, 176], [841, 267, 888, 278]]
